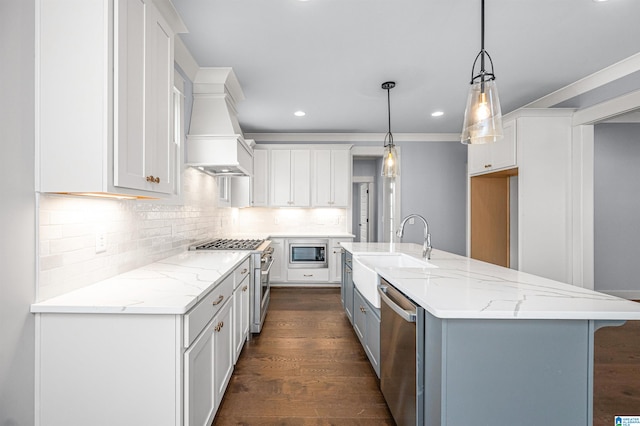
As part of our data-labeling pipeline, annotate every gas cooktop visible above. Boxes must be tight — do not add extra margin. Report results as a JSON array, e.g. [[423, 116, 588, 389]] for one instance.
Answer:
[[191, 238, 265, 251]]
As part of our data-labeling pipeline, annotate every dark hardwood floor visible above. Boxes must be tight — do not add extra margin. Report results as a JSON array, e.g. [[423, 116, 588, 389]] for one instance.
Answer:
[[594, 318, 640, 425], [213, 288, 640, 426], [212, 287, 394, 425]]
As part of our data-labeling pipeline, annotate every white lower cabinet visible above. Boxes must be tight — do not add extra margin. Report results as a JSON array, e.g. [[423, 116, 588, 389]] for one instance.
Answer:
[[233, 275, 250, 364], [213, 300, 234, 409], [184, 296, 233, 426], [184, 317, 217, 426], [35, 258, 251, 426], [329, 238, 352, 282], [269, 238, 287, 283]]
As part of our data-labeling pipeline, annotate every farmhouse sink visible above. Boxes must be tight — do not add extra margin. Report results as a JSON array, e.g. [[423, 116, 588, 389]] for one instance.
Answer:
[[351, 253, 437, 308]]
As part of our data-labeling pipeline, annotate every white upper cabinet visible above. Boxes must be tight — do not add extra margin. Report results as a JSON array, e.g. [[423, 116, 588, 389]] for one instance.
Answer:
[[252, 148, 269, 207], [36, 0, 185, 198], [468, 119, 517, 175], [270, 149, 310, 207], [312, 149, 351, 207]]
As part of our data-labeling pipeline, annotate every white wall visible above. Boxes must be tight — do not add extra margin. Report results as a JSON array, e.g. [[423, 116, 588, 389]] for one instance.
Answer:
[[0, 0, 36, 423], [594, 123, 640, 298]]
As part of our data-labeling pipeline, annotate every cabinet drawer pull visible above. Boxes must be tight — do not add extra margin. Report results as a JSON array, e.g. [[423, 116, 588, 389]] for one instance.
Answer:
[[304, 274, 313, 277], [242, 285, 248, 292], [484, 164, 492, 169], [146, 175, 160, 183], [212, 295, 224, 306], [241, 268, 248, 275]]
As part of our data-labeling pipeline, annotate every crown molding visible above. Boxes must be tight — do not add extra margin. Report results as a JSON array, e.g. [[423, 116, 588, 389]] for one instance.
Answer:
[[244, 132, 460, 143], [525, 52, 640, 109]]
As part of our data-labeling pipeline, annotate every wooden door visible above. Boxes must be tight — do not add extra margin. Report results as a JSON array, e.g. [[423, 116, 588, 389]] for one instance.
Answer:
[[470, 170, 517, 268]]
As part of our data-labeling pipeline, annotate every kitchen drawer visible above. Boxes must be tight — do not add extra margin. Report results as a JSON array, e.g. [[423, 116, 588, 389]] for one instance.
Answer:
[[234, 258, 251, 289], [287, 268, 330, 282], [184, 274, 234, 348]]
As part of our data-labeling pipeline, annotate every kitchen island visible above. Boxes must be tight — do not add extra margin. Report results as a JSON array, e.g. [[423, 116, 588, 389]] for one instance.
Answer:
[[341, 242, 640, 426]]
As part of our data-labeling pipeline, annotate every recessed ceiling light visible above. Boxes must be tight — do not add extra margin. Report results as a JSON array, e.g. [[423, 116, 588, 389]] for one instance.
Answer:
[[294, 111, 306, 117], [431, 111, 444, 117]]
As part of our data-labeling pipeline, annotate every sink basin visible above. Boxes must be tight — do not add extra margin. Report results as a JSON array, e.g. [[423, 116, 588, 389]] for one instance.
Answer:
[[351, 253, 437, 308]]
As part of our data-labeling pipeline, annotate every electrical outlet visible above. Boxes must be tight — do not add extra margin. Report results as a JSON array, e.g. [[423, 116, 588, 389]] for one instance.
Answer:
[[95, 232, 107, 254]]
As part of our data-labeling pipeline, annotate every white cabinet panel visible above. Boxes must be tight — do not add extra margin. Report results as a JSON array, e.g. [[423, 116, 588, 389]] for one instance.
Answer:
[[37, 0, 177, 197], [233, 275, 250, 363], [331, 149, 351, 207], [517, 115, 573, 283], [312, 149, 351, 207], [213, 300, 234, 409], [468, 119, 517, 175], [269, 238, 286, 283], [184, 319, 216, 426], [270, 150, 310, 207], [330, 238, 353, 282], [252, 149, 269, 206], [291, 150, 311, 206]]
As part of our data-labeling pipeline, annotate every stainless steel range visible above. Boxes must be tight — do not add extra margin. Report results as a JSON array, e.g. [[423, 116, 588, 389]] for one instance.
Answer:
[[190, 238, 273, 333]]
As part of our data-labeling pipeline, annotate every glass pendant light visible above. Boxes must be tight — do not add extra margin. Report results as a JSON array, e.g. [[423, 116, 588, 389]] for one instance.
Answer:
[[461, 0, 503, 144], [381, 81, 399, 177]]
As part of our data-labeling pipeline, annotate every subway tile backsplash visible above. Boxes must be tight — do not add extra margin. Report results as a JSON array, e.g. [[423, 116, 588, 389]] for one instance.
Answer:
[[38, 168, 350, 300], [38, 168, 231, 300]]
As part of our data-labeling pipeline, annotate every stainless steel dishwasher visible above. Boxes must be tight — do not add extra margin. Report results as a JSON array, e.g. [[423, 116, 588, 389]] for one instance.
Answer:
[[378, 278, 424, 426]]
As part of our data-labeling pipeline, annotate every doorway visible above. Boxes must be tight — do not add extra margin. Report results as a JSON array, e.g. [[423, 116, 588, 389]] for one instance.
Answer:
[[352, 157, 379, 242], [353, 180, 375, 242]]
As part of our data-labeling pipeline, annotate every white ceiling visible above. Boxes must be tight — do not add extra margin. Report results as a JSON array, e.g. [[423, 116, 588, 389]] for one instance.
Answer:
[[171, 0, 640, 136]]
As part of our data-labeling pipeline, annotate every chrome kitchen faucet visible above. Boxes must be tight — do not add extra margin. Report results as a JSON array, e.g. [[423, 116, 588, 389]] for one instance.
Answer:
[[397, 214, 432, 260]]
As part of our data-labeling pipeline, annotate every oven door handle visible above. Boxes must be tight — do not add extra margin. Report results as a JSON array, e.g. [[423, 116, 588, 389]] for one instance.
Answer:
[[261, 257, 274, 276]]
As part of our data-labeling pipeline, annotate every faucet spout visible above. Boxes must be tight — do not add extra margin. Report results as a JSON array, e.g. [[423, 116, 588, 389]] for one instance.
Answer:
[[396, 214, 432, 260]]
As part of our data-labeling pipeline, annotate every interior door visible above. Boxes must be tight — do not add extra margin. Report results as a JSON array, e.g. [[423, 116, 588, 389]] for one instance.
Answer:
[[359, 183, 369, 242]]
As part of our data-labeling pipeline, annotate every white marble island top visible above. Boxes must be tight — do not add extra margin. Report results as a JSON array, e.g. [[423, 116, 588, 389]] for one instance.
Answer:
[[341, 242, 640, 321], [31, 251, 249, 315]]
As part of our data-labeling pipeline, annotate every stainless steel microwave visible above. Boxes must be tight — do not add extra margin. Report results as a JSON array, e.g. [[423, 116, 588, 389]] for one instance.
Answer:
[[288, 239, 328, 269]]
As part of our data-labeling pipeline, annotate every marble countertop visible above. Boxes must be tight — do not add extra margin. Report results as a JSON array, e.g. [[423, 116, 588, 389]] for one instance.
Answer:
[[31, 251, 250, 315], [341, 242, 640, 320]]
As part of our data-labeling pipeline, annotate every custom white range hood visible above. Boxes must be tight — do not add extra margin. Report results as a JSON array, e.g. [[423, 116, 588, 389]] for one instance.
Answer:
[[186, 67, 253, 176]]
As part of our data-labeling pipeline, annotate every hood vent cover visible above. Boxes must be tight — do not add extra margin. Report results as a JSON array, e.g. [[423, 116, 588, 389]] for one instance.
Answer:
[[186, 68, 253, 176]]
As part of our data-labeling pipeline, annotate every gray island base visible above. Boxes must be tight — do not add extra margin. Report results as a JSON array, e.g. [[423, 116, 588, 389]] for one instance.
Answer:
[[424, 314, 620, 425], [340, 242, 640, 426]]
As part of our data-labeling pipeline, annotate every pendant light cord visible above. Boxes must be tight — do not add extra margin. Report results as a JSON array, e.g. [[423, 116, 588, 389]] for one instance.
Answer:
[[381, 81, 395, 148], [480, 0, 485, 75], [387, 86, 392, 144]]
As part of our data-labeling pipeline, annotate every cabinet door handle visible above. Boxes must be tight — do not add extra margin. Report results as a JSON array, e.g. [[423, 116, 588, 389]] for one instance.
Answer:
[[146, 175, 160, 183], [242, 285, 248, 292], [241, 268, 248, 275], [212, 295, 224, 306]]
